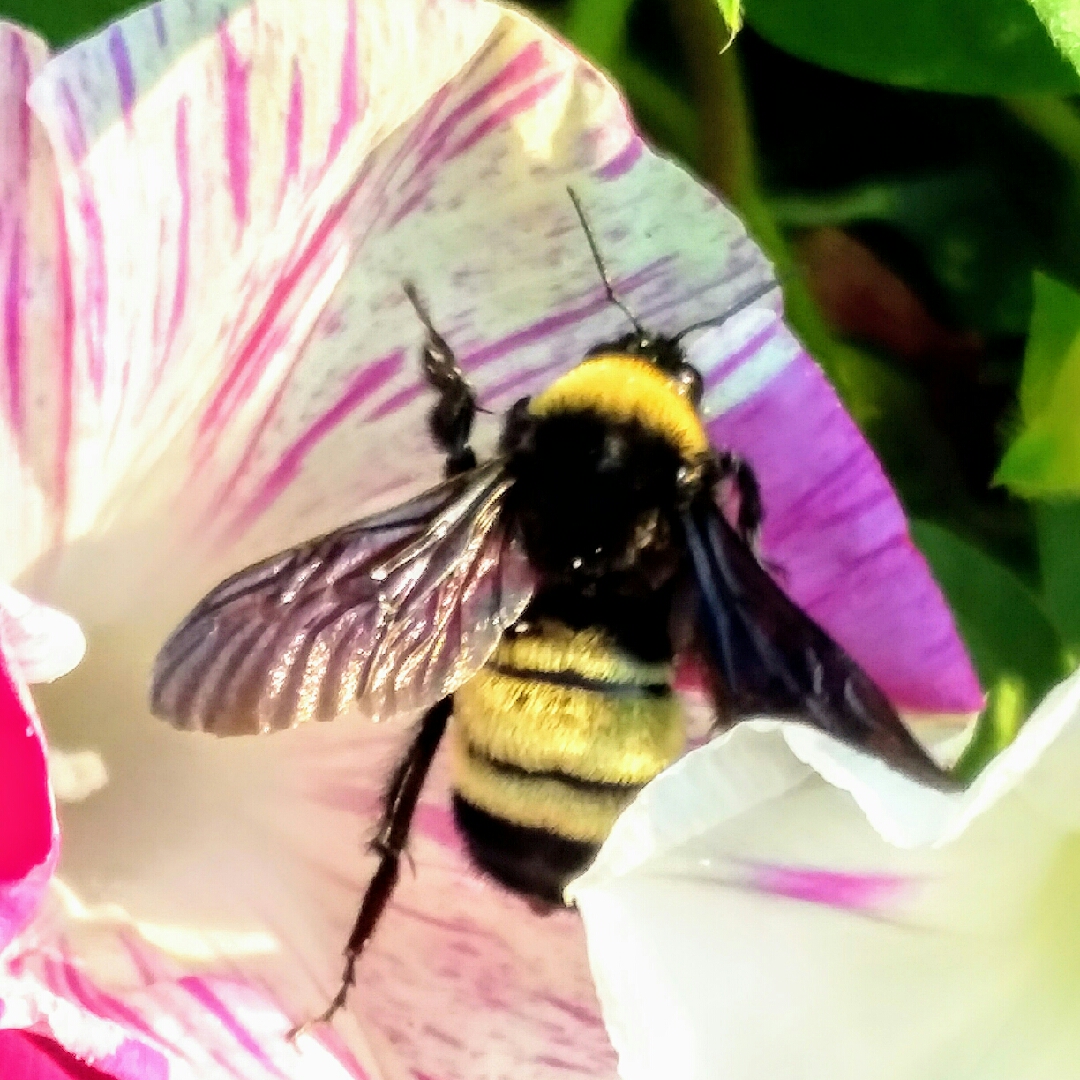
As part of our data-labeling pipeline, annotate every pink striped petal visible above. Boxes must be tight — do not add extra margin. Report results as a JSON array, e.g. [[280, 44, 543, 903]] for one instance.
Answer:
[[0, 0, 980, 1078], [17, 0, 976, 717], [2, 710, 614, 1080]]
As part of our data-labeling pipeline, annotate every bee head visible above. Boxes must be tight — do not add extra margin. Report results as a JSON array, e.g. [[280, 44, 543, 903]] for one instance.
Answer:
[[503, 403, 690, 595]]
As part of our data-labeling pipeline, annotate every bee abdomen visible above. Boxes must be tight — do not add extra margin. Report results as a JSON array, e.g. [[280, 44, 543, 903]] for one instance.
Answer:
[[451, 620, 685, 852]]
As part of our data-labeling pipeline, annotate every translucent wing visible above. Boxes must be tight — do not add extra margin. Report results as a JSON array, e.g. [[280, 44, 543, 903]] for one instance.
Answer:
[[681, 498, 958, 790], [152, 461, 536, 734]]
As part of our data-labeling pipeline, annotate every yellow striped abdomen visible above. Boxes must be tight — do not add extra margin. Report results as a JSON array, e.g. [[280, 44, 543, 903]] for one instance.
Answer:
[[451, 620, 685, 844]]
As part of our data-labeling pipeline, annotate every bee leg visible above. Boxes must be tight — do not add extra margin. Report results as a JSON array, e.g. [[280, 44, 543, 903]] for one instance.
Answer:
[[716, 450, 762, 547], [287, 697, 452, 1039], [404, 282, 478, 476]]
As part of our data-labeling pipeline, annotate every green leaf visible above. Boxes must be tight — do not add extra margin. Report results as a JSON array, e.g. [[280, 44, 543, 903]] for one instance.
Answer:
[[743, 0, 1080, 95], [1018, 272, 1080, 417], [716, 0, 743, 38], [564, 0, 635, 68], [996, 273, 1080, 496], [1026, 0, 1080, 76], [911, 520, 1070, 777], [1035, 499, 1080, 651], [0, 0, 141, 45]]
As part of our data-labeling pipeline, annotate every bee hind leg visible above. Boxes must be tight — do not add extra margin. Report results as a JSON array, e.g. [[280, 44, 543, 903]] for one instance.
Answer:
[[404, 282, 478, 476], [287, 697, 452, 1039]]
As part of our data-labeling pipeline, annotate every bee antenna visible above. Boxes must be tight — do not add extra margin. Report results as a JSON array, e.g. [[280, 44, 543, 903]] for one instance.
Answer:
[[567, 187, 647, 338], [671, 280, 782, 344]]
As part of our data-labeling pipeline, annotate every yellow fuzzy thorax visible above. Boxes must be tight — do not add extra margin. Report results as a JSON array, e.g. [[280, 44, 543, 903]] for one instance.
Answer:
[[528, 355, 709, 461], [492, 620, 671, 688]]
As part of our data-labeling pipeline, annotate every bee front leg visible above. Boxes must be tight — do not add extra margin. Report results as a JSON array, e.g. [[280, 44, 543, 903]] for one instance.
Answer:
[[288, 697, 452, 1039], [404, 282, 478, 476]]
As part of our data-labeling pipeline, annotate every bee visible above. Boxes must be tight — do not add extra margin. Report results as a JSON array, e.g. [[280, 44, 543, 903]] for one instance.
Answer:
[[150, 190, 954, 1032]]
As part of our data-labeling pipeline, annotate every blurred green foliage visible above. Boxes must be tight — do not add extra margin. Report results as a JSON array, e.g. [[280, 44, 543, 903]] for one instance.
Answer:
[[0, 0, 139, 44], [744, 0, 1080, 94], [1027, 0, 1080, 77], [9, 0, 1080, 774], [997, 273, 1080, 496], [912, 519, 1071, 780]]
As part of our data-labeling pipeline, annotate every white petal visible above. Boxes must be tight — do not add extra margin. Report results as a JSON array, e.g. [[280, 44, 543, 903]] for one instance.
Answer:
[[0, 583, 85, 684], [570, 675, 1080, 1080]]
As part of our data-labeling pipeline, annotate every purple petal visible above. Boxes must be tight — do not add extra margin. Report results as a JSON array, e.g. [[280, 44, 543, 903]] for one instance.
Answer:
[[706, 335, 982, 713]]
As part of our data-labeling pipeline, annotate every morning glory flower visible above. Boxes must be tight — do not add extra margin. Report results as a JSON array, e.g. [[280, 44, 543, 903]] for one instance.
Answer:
[[0, 0, 980, 1077]]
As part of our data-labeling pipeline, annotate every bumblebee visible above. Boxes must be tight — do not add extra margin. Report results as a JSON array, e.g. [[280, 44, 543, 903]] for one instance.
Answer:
[[150, 192, 953, 1030]]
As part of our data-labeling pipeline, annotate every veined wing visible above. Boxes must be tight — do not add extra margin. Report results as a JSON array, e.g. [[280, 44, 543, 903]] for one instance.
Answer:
[[681, 498, 958, 790], [152, 461, 535, 734]]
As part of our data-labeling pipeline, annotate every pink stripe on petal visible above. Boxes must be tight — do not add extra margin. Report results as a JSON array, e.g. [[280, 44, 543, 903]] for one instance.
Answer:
[[460, 260, 671, 379], [534, 1053, 589, 1071], [10, 33, 31, 180], [711, 348, 982, 712], [107, 26, 136, 123], [413, 804, 467, 852], [596, 136, 642, 180], [531, 992, 606, 1030], [283, 59, 304, 186], [177, 977, 289, 1080], [77, 186, 107, 398], [57, 80, 87, 160], [55, 197, 74, 539], [196, 185, 359, 449], [367, 381, 422, 421], [444, 73, 565, 163], [227, 350, 405, 537], [386, 188, 426, 228], [481, 357, 567, 406], [701, 323, 778, 393], [152, 3, 167, 46], [162, 97, 191, 370], [408, 40, 547, 181], [219, 23, 251, 229], [325, 0, 360, 164], [202, 378, 293, 527], [742, 860, 912, 912], [4, 225, 23, 433], [47, 944, 195, 1064]]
